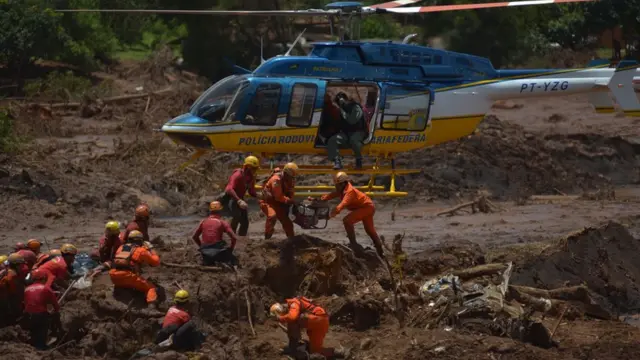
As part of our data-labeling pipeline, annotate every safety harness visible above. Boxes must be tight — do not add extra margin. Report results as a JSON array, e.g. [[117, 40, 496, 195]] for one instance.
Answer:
[[113, 244, 141, 273]]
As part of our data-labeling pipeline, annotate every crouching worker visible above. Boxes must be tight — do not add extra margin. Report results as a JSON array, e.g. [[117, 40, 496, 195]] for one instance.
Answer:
[[192, 201, 239, 267], [155, 290, 205, 350], [271, 297, 347, 358], [109, 230, 161, 309], [24, 269, 60, 350], [317, 171, 384, 257], [0, 253, 30, 326]]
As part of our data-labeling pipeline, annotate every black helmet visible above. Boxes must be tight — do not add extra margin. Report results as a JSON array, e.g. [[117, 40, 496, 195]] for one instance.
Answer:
[[334, 92, 348, 103]]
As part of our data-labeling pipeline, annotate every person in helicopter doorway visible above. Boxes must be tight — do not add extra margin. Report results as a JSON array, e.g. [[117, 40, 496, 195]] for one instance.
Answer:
[[327, 92, 367, 170]]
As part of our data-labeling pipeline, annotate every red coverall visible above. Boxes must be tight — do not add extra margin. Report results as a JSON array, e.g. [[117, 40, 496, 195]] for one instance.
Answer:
[[225, 168, 258, 236], [162, 305, 191, 328], [109, 244, 160, 303], [99, 232, 124, 264], [279, 297, 330, 355], [0, 266, 27, 325], [260, 172, 295, 239], [24, 282, 60, 350], [33, 256, 69, 288], [192, 215, 238, 249], [321, 182, 383, 256], [121, 219, 150, 243]]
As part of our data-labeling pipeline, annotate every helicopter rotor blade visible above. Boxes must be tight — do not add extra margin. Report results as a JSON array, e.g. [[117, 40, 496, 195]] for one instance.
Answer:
[[284, 29, 307, 57], [55, 9, 338, 16], [383, 0, 596, 14], [366, 0, 422, 9]]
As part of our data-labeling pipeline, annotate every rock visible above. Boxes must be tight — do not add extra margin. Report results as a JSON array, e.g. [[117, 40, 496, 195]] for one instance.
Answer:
[[360, 337, 374, 350]]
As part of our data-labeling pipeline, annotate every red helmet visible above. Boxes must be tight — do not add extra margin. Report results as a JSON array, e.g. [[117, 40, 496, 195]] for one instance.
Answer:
[[135, 204, 150, 218], [15, 242, 26, 251]]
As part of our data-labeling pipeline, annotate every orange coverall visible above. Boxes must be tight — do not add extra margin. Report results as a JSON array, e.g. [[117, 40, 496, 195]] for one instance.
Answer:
[[109, 244, 160, 303], [279, 297, 330, 355], [260, 173, 296, 239], [321, 182, 383, 255]]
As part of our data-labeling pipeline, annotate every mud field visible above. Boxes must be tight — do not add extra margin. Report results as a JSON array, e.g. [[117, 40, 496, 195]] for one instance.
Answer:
[[2, 60, 640, 359]]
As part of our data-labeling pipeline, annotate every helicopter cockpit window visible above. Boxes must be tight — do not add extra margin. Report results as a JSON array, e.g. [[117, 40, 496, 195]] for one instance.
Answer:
[[242, 83, 281, 126], [287, 83, 317, 127], [190, 75, 250, 123]]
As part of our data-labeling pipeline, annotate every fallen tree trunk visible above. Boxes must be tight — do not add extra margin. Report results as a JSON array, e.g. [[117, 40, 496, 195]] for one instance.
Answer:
[[452, 263, 508, 280], [32, 87, 175, 109], [509, 285, 591, 303], [162, 261, 225, 272], [507, 285, 613, 320]]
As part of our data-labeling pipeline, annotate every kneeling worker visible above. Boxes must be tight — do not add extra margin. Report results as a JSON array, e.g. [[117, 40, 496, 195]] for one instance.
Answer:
[[318, 171, 384, 257], [155, 290, 205, 351], [271, 297, 346, 358], [109, 230, 161, 309], [192, 201, 239, 266]]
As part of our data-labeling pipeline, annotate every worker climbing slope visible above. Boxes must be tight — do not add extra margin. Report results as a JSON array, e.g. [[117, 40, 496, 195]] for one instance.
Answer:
[[260, 162, 299, 239], [192, 201, 239, 266], [271, 297, 347, 358], [122, 204, 151, 243], [155, 290, 205, 351], [109, 230, 161, 309], [316, 172, 384, 257], [24, 269, 60, 350], [223, 155, 261, 236]]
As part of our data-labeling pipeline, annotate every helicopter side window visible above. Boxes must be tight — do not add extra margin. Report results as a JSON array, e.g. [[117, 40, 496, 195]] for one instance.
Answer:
[[242, 83, 281, 126], [287, 83, 317, 127], [382, 86, 431, 132]]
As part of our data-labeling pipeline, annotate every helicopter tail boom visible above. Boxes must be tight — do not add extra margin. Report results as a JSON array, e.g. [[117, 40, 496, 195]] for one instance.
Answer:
[[583, 60, 640, 116]]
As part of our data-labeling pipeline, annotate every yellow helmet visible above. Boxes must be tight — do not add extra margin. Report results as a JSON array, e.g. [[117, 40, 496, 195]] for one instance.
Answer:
[[334, 171, 350, 184], [243, 155, 260, 168], [105, 221, 120, 235], [7, 253, 25, 265], [49, 249, 62, 256], [60, 243, 78, 256], [209, 201, 223, 212], [129, 230, 144, 242], [283, 162, 299, 177], [175, 289, 190, 303], [270, 303, 286, 316], [0, 255, 8, 264]]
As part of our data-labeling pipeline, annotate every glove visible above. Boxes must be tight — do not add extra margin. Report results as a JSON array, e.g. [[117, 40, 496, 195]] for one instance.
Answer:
[[237, 199, 248, 210], [330, 208, 339, 219], [143, 241, 154, 250]]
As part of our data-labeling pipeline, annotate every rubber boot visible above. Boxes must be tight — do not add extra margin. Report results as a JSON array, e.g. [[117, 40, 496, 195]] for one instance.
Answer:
[[347, 231, 365, 256], [333, 156, 343, 170], [355, 158, 363, 170]]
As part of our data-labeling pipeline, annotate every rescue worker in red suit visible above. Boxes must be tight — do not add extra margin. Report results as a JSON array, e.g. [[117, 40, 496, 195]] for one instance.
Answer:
[[99, 221, 123, 266], [317, 171, 384, 257], [224, 155, 260, 236], [32, 244, 77, 289], [109, 230, 161, 309], [260, 162, 299, 239], [17, 248, 37, 270], [270, 297, 347, 358], [155, 290, 205, 350], [122, 204, 151, 243], [192, 201, 239, 266], [0, 253, 29, 326], [24, 269, 60, 350]]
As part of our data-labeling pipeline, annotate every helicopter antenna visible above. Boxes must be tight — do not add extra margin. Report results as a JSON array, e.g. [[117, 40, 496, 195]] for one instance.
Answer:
[[284, 28, 307, 57], [260, 36, 266, 64]]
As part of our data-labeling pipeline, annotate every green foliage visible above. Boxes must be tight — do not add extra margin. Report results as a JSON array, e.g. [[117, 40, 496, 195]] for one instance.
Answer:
[[0, 109, 19, 153], [0, 0, 65, 74]]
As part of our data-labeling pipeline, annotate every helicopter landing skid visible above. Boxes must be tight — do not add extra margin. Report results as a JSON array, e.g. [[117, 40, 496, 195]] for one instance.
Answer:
[[253, 164, 418, 198]]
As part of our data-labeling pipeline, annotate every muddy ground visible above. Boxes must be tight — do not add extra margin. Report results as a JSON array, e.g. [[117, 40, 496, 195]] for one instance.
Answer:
[[2, 60, 640, 359]]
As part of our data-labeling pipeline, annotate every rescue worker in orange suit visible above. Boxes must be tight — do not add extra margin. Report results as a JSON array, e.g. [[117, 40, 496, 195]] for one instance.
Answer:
[[32, 244, 77, 289], [155, 290, 205, 350], [270, 297, 346, 358], [109, 230, 161, 309], [122, 204, 151, 243], [192, 201, 239, 266], [318, 171, 384, 257], [27, 239, 42, 256], [24, 269, 60, 350], [224, 155, 260, 236], [0, 253, 29, 326], [260, 162, 299, 239]]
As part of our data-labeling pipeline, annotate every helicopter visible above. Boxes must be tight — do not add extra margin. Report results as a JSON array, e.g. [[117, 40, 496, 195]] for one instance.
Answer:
[[58, 0, 640, 198]]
